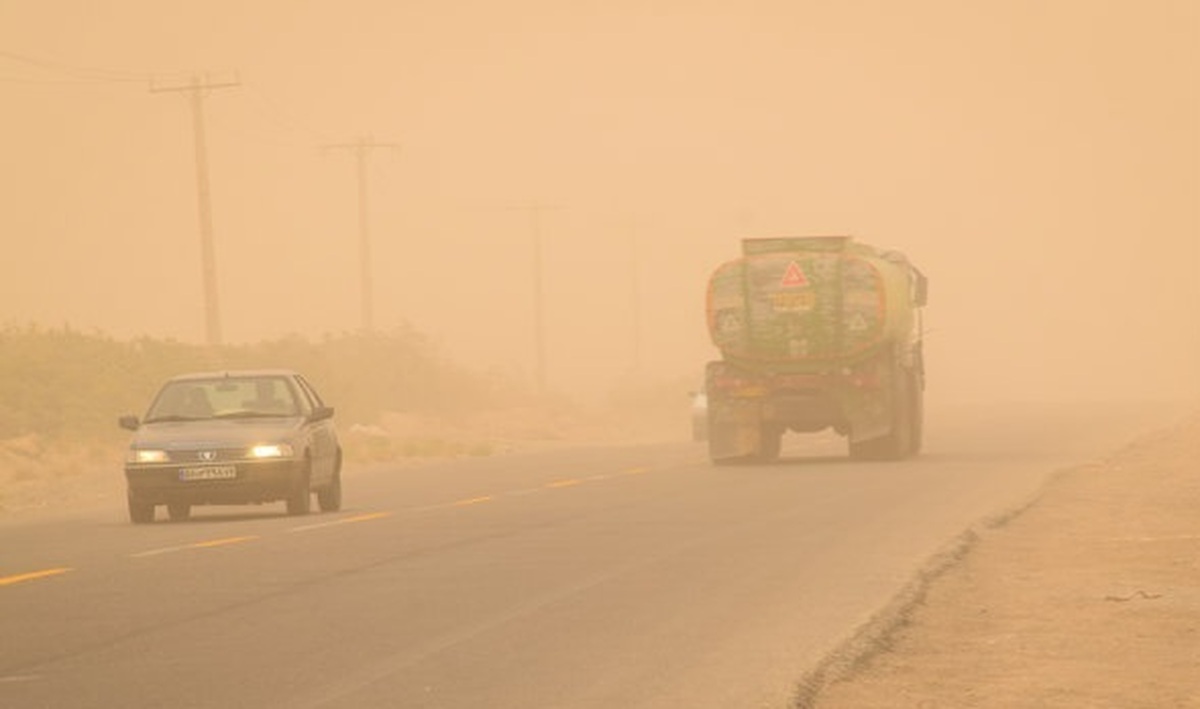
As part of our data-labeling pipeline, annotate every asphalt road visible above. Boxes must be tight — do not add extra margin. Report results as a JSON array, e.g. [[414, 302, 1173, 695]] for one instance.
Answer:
[[0, 401, 1185, 709]]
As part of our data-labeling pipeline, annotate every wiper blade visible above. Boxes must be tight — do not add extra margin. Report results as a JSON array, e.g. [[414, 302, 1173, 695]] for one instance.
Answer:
[[213, 411, 290, 419], [143, 415, 203, 423]]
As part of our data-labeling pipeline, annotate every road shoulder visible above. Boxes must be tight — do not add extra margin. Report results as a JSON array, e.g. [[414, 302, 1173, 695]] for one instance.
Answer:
[[800, 412, 1200, 708]]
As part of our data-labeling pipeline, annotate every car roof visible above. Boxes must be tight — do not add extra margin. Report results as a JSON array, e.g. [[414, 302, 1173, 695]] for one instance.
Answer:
[[166, 369, 301, 382]]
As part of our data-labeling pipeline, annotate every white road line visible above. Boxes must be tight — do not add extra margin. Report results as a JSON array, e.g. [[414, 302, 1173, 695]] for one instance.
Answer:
[[289, 512, 392, 533], [131, 544, 194, 559]]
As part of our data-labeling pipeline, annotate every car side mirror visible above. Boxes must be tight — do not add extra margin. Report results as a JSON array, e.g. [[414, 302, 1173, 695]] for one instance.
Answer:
[[310, 406, 335, 422], [118, 415, 140, 431]]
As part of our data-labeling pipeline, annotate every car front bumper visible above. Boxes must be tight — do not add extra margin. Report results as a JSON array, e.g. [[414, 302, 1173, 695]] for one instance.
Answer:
[[125, 459, 303, 506]]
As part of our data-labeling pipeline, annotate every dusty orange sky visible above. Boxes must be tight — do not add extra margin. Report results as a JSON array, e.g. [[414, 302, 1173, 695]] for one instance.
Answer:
[[1, 1, 1197, 403]]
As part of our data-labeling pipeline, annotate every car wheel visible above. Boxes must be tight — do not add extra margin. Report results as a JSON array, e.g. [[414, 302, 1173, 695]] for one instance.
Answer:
[[128, 493, 155, 524], [286, 460, 312, 516], [317, 468, 342, 512], [167, 502, 191, 522]]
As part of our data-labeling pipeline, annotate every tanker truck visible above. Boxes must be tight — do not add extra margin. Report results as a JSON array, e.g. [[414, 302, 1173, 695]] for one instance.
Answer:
[[704, 236, 927, 463]]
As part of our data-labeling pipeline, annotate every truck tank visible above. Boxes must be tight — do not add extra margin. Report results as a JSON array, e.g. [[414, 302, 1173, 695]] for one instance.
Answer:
[[703, 236, 927, 463]]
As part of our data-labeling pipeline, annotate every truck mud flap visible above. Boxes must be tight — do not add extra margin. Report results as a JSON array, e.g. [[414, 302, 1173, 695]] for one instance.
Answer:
[[707, 399, 762, 463]]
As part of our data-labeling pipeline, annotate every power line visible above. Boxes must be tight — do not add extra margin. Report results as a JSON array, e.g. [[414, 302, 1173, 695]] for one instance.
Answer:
[[0, 74, 130, 86], [0, 48, 161, 84], [243, 83, 331, 145]]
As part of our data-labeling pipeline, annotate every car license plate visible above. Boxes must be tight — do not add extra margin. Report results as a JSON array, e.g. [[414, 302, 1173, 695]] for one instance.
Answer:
[[178, 465, 237, 481]]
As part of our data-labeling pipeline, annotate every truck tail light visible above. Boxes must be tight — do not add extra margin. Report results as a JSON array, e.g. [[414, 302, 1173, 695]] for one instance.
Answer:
[[843, 364, 883, 389], [709, 373, 767, 396]]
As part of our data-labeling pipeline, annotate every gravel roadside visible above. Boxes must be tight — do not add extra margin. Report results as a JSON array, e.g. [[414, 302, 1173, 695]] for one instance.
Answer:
[[800, 412, 1200, 708]]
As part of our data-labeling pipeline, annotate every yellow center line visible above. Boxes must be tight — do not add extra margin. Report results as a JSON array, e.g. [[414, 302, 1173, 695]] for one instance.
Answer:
[[343, 511, 392, 523], [132, 545, 187, 558], [190, 535, 258, 549], [454, 496, 493, 507], [0, 568, 73, 587], [546, 479, 583, 488]]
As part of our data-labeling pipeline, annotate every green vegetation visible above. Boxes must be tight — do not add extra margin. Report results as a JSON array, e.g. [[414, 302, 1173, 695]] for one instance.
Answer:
[[0, 324, 520, 442]]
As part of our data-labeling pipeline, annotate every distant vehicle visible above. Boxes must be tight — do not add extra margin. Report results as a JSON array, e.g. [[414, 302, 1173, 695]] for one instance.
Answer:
[[704, 236, 927, 463], [689, 388, 708, 442], [119, 369, 342, 523]]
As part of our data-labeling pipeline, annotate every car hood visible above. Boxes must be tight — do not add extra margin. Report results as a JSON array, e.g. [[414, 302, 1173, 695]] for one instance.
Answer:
[[131, 418, 304, 449]]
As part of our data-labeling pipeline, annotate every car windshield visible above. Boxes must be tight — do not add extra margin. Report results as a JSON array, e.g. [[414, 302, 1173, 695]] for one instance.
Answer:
[[144, 376, 299, 421]]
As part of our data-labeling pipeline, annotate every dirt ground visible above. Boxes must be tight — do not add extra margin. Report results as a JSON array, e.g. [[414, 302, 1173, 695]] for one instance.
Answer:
[[800, 412, 1200, 708]]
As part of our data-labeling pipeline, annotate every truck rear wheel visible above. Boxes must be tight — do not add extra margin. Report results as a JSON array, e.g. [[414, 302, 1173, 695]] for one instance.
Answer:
[[848, 436, 881, 460], [848, 367, 914, 461], [753, 425, 783, 463], [706, 407, 748, 465], [881, 368, 914, 459], [708, 424, 746, 465], [909, 369, 924, 456]]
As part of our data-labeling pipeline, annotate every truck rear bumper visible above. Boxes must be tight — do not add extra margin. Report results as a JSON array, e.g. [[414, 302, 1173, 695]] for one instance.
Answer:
[[761, 393, 844, 432]]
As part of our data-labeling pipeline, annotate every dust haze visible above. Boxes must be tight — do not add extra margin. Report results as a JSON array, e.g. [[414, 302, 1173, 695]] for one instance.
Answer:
[[2, 1, 1196, 407]]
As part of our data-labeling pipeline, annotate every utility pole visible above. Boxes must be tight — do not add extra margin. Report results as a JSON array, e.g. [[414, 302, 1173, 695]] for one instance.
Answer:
[[151, 74, 239, 347], [530, 206, 548, 394], [499, 203, 559, 393], [325, 136, 399, 333], [627, 221, 643, 377]]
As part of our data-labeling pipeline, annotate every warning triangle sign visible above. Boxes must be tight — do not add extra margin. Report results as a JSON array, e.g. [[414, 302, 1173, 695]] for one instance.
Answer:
[[780, 261, 809, 288]]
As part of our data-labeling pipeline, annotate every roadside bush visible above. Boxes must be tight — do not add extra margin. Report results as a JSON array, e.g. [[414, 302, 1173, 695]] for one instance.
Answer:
[[0, 324, 520, 441]]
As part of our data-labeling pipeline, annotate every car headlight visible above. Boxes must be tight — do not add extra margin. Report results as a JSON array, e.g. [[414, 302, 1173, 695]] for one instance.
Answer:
[[249, 443, 294, 459], [129, 449, 169, 464]]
